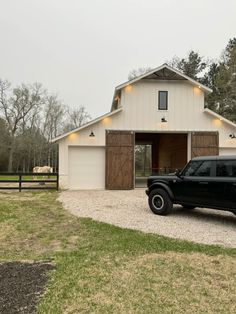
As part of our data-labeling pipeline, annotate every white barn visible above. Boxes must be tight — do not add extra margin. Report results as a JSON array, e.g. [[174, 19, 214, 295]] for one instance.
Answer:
[[52, 64, 236, 190]]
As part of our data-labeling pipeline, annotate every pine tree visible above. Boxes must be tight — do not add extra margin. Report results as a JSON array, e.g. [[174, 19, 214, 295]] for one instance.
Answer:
[[168, 50, 207, 81], [205, 38, 236, 121]]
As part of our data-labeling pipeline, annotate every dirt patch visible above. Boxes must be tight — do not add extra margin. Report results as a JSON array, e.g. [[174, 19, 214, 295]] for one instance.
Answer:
[[0, 261, 54, 314]]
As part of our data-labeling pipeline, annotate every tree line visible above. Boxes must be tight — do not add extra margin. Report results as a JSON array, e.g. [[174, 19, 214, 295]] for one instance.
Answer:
[[0, 82, 90, 172], [129, 38, 236, 121]]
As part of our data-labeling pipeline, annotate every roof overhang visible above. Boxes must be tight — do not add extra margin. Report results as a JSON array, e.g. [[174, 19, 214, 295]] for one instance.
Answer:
[[204, 108, 236, 128], [51, 107, 123, 142], [111, 64, 212, 111]]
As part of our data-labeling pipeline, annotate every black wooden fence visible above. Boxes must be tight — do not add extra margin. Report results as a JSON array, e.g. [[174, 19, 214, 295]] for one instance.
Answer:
[[0, 173, 59, 192]]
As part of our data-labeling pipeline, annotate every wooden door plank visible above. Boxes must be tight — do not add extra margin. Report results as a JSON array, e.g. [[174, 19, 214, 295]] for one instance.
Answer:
[[191, 132, 219, 158], [106, 131, 134, 189]]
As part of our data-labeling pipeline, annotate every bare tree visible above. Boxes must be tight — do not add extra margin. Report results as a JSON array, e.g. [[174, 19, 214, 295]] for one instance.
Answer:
[[128, 67, 152, 80], [63, 106, 91, 132], [0, 79, 92, 172], [42, 95, 65, 141], [38, 95, 64, 168], [0, 118, 10, 171], [0, 80, 43, 171]]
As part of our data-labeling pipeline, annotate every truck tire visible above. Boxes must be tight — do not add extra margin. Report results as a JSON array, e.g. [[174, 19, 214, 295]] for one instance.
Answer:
[[148, 188, 173, 215]]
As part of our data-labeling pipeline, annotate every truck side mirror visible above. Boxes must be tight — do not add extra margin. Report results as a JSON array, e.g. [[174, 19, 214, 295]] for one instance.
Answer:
[[175, 169, 183, 178]]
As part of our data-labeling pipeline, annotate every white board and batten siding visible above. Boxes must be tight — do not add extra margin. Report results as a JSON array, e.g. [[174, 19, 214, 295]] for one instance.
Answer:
[[57, 79, 236, 189], [219, 148, 236, 156], [68, 146, 105, 190], [62, 80, 236, 148]]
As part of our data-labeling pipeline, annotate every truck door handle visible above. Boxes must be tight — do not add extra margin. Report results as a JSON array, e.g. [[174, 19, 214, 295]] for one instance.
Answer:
[[199, 181, 208, 185]]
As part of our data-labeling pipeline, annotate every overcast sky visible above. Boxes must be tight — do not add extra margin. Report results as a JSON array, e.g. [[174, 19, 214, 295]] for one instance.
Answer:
[[0, 0, 235, 117]]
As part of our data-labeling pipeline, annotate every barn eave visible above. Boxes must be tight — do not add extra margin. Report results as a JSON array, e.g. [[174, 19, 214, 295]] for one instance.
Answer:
[[51, 107, 123, 143], [204, 108, 236, 129]]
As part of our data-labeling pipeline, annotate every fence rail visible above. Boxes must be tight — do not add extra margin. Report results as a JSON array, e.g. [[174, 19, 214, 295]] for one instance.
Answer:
[[0, 172, 59, 192]]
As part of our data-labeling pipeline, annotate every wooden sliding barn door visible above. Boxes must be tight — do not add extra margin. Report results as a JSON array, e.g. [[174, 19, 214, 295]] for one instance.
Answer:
[[106, 131, 134, 189], [191, 132, 219, 158]]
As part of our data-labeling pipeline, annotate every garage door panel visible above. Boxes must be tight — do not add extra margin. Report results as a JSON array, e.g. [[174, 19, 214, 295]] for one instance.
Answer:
[[69, 147, 105, 190]]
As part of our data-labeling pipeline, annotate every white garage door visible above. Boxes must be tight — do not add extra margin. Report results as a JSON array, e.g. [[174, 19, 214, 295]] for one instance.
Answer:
[[68, 146, 105, 189]]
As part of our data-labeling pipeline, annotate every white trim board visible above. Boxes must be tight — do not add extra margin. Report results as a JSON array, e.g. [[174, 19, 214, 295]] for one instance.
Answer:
[[204, 108, 236, 129], [51, 108, 123, 142]]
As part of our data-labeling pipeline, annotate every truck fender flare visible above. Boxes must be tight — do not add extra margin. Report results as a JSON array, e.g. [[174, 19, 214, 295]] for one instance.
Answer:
[[148, 182, 174, 200]]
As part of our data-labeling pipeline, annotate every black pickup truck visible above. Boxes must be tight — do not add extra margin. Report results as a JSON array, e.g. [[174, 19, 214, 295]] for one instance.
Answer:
[[146, 156, 236, 215]]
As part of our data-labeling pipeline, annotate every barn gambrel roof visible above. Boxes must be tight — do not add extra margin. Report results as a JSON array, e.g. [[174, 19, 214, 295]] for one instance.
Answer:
[[52, 64, 236, 143], [111, 64, 212, 111]]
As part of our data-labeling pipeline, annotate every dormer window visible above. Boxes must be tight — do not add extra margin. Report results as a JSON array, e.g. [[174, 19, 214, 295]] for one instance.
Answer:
[[158, 91, 168, 110]]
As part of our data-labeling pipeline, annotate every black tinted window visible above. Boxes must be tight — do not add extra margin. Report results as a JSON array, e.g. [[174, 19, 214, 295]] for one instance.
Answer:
[[158, 91, 168, 110], [194, 161, 212, 176], [216, 160, 236, 177], [184, 161, 202, 176], [184, 160, 212, 177]]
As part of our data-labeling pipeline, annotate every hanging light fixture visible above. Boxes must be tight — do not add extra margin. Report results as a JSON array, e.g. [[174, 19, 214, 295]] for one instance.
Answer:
[[161, 117, 167, 123], [89, 130, 95, 137]]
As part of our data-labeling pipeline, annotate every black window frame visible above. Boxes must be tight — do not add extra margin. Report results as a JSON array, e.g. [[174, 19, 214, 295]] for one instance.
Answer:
[[158, 91, 168, 110]]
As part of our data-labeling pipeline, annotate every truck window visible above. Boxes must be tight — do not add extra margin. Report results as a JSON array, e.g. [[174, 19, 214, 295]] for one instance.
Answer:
[[216, 160, 236, 177], [183, 160, 212, 177]]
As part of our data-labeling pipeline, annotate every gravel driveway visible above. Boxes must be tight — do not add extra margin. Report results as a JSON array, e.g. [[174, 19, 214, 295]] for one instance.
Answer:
[[59, 189, 236, 248]]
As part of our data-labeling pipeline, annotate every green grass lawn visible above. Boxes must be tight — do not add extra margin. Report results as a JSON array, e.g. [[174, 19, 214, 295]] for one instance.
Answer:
[[0, 191, 235, 313]]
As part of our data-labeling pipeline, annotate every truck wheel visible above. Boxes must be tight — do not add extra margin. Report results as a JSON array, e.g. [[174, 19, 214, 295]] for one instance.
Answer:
[[148, 189, 173, 215]]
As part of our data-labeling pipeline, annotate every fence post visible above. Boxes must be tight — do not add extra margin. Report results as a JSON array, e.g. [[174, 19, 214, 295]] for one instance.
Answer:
[[19, 174, 22, 192]]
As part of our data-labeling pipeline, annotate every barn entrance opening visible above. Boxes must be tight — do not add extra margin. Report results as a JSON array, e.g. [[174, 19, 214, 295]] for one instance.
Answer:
[[135, 144, 152, 187], [135, 133, 188, 187]]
